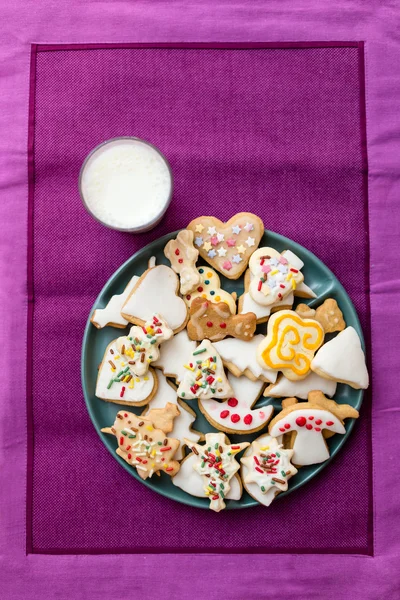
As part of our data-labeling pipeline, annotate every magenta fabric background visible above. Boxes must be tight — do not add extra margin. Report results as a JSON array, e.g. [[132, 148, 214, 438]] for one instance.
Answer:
[[29, 43, 371, 554], [1, 1, 400, 599]]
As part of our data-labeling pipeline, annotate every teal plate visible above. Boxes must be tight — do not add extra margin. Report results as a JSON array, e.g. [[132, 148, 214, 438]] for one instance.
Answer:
[[82, 230, 364, 509]]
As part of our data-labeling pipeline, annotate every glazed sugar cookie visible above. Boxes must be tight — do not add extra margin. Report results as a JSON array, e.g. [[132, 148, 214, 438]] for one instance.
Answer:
[[96, 341, 157, 406], [101, 404, 181, 479], [172, 452, 242, 501], [121, 264, 188, 333], [269, 394, 359, 466], [187, 213, 264, 279], [264, 372, 337, 400], [257, 310, 325, 381], [142, 372, 202, 460], [241, 434, 297, 506], [183, 433, 249, 512], [152, 329, 197, 383], [213, 335, 278, 383], [248, 248, 304, 306], [187, 297, 256, 342], [177, 339, 233, 400], [91, 275, 139, 329], [311, 326, 368, 389], [183, 266, 237, 314], [199, 373, 273, 434], [164, 229, 201, 295], [115, 314, 173, 377], [239, 269, 294, 324]]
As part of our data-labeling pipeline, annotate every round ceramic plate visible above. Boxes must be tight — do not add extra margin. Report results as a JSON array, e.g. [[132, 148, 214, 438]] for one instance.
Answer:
[[82, 229, 364, 509]]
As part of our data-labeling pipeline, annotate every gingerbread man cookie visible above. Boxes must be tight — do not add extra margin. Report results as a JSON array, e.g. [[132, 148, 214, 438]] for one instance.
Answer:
[[183, 266, 237, 314], [248, 248, 304, 306], [101, 403, 181, 479], [257, 310, 324, 381], [187, 297, 257, 342], [187, 213, 264, 279], [164, 229, 201, 295]]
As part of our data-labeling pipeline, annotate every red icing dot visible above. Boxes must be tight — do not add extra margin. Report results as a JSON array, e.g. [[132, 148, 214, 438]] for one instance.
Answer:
[[228, 397, 238, 407], [186, 295, 191, 300], [295, 416, 307, 427], [220, 410, 229, 419], [315, 419, 322, 425], [178, 258, 183, 264], [326, 421, 334, 426], [308, 416, 314, 420], [231, 414, 240, 423], [197, 286, 203, 292], [306, 424, 313, 430], [124, 413, 128, 417], [315, 427, 321, 432], [244, 414, 253, 425], [206, 321, 213, 327], [284, 423, 291, 429], [220, 323, 227, 329], [175, 249, 180, 255], [279, 427, 285, 432]]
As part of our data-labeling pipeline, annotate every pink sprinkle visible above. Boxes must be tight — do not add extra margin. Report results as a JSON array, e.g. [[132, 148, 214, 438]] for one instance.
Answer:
[[210, 236, 219, 246], [226, 238, 236, 247], [258, 411, 265, 419], [261, 264, 271, 274], [223, 260, 232, 271], [279, 256, 288, 265]]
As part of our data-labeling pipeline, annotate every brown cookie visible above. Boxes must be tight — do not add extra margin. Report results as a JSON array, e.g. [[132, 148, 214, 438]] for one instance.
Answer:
[[187, 297, 257, 341], [314, 298, 346, 333]]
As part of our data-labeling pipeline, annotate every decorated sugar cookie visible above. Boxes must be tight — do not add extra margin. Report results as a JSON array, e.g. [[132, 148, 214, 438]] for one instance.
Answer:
[[297, 299, 346, 334], [248, 248, 304, 306], [264, 372, 337, 400], [257, 310, 324, 381], [241, 434, 297, 506], [172, 452, 242, 501], [152, 329, 197, 383], [311, 326, 368, 389], [199, 373, 273, 434], [187, 213, 264, 279], [239, 269, 294, 323], [213, 334, 278, 383], [96, 341, 157, 406], [187, 297, 256, 342], [183, 433, 249, 511], [177, 339, 233, 400], [142, 372, 202, 460], [183, 266, 237, 314], [115, 314, 173, 377], [101, 404, 181, 479], [91, 275, 139, 329], [164, 229, 201, 295], [121, 264, 188, 333], [269, 393, 359, 466]]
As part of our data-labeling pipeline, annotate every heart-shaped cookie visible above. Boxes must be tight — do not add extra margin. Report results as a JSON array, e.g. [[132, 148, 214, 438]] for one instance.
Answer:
[[187, 213, 264, 279]]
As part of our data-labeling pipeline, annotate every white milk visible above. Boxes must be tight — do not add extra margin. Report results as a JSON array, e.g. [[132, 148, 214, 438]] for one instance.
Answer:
[[80, 138, 172, 231]]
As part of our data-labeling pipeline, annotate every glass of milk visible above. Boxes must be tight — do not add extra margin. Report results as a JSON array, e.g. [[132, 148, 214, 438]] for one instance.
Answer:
[[79, 137, 173, 232]]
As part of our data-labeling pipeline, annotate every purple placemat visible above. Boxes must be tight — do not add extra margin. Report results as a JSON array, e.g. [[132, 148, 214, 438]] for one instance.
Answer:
[[28, 43, 371, 554]]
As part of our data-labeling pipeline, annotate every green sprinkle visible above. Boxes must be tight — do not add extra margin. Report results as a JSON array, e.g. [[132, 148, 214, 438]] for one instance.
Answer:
[[214, 443, 219, 449], [149, 355, 153, 359], [129, 337, 132, 341], [281, 470, 286, 477], [128, 435, 136, 439], [158, 441, 162, 446], [196, 360, 202, 364], [201, 461, 205, 468], [193, 347, 207, 355], [123, 366, 129, 373], [261, 486, 266, 492], [220, 491, 225, 499], [208, 447, 211, 451], [181, 392, 185, 397], [213, 356, 217, 361], [107, 378, 114, 389], [276, 452, 281, 457], [117, 370, 124, 377], [210, 291, 215, 296], [211, 388, 216, 393], [271, 480, 276, 485], [121, 431, 127, 436], [146, 334, 153, 339], [114, 377, 122, 382], [150, 339, 157, 345]]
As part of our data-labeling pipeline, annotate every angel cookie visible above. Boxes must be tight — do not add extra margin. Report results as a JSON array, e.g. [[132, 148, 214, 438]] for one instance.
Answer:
[[177, 339, 233, 400], [101, 403, 181, 479], [269, 393, 359, 466], [183, 433, 249, 511], [91, 275, 139, 329], [115, 314, 173, 377], [164, 229, 201, 295], [257, 310, 324, 381], [199, 373, 273, 434], [187, 213, 264, 279], [121, 264, 188, 333], [183, 266, 237, 314], [96, 340, 158, 406], [248, 248, 304, 306], [241, 434, 297, 506], [187, 297, 256, 342]]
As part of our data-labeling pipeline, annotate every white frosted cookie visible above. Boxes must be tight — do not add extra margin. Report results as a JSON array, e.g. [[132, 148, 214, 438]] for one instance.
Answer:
[[152, 329, 197, 383], [172, 453, 242, 500], [213, 334, 278, 383], [164, 229, 201, 295], [264, 372, 337, 400], [183, 266, 237, 314], [91, 275, 139, 328], [248, 247, 304, 306]]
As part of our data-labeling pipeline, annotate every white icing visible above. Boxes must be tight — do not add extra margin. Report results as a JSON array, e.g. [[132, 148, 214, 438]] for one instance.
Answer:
[[148, 256, 157, 268], [281, 249, 304, 270], [143, 372, 200, 460], [213, 335, 278, 383], [269, 408, 345, 465], [294, 281, 317, 299], [183, 266, 237, 314], [96, 341, 155, 403], [152, 329, 197, 383], [92, 276, 139, 328], [265, 372, 337, 399], [241, 435, 297, 506], [241, 284, 294, 321], [199, 373, 273, 433], [172, 453, 241, 500], [177, 339, 233, 400], [311, 326, 369, 389], [248, 248, 304, 306], [122, 265, 187, 331]]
